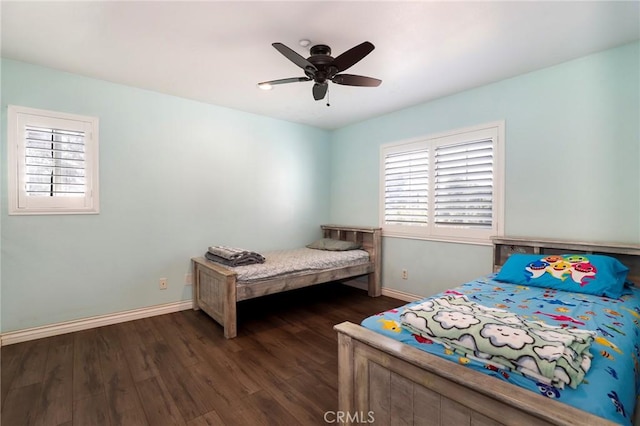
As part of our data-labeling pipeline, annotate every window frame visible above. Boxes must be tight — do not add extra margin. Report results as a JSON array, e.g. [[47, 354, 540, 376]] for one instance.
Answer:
[[7, 105, 100, 215], [380, 121, 504, 245]]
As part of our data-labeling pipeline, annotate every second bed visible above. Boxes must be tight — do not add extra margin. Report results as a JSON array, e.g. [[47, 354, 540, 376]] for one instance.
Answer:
[[192, 224, 381, 338]]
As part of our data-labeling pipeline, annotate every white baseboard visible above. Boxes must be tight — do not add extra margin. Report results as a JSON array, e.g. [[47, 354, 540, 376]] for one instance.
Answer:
[[2, 285, 422, 346], [341, 278, 368, 291], [381, 287, 421, 302], [341, 279, 421, 302], [0, 300, 193, 346]]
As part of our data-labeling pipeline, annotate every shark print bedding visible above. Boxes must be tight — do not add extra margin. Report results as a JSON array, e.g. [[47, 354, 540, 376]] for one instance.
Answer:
[[362, 275, 640, 425]]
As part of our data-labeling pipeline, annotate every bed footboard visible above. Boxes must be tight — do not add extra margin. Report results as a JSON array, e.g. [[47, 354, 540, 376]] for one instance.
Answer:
[[335, 321, 616, 426], [192, 257, 238, 338]]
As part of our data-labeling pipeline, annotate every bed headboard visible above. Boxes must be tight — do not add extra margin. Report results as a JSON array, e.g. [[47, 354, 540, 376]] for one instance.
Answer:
[[321, 225, 382, 297], [321, 224, 381, 256], [492, 237, 640, 285]]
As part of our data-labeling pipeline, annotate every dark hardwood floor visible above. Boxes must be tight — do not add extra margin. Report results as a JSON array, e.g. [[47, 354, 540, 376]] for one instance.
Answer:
[[1, 283, 401, 426]]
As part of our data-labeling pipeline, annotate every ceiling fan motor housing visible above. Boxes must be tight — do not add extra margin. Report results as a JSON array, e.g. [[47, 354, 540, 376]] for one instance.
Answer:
[[309, 44, 331, 56], [307, 45, 338, 82]]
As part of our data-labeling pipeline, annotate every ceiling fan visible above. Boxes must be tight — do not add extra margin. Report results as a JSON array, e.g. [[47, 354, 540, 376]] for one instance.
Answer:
[[258, 41, 382, 101]]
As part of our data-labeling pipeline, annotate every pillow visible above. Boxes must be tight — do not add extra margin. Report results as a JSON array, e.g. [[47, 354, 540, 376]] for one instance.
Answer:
[[494, 253, 629, 298], [306, 238, 361, 251]]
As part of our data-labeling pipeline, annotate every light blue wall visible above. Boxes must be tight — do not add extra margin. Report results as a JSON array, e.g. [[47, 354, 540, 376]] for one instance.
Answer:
[[330, 41, 640, 297], [0, 59, 2, 337], [2, 41, 638, 333], [1, 59, 331, 332]]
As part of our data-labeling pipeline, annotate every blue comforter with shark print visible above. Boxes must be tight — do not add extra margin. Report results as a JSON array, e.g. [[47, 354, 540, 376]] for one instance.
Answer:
[[362, 275, 640, 424]]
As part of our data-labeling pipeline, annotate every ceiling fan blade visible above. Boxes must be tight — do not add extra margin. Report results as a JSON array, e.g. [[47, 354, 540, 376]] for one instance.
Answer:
[[272, 42, 317, 71], [331, 41, 375, 73], [313, 82, 328, 100], [258, 77, 311, 87], [332, 74, 382, 87]]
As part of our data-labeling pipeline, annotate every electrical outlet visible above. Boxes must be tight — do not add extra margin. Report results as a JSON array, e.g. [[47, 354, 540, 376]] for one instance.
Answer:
[[184, 273, 193, 286], [159, 278, 168, 290], [401, 269, 408, 280]]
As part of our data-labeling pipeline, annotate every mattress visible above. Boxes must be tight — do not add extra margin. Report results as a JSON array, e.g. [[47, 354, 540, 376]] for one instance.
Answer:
[[217, 247, 370, 283], [362, 275, 640, 425]]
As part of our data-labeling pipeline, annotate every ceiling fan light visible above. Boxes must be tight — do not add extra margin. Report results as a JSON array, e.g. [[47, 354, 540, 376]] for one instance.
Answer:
[[257, 82, 273, 90]]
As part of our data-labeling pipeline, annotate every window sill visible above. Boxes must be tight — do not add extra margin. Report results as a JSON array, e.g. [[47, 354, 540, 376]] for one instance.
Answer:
[[381, 231, 496, 246]]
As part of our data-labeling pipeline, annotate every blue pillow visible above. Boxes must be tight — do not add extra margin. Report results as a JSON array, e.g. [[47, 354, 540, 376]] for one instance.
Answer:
[[495, 253, 629, 298]]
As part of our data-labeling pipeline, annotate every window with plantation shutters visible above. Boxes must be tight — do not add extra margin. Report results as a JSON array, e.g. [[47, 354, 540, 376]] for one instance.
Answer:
[[380, 122, 504, 244], [8, 105, 99, 215], [434, 139, 493, 229], [384, 148, 429, 227], [25, 126, 87, 198]]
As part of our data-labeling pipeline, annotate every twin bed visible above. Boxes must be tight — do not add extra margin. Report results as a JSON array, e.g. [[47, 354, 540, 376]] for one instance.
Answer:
[[336, 237, 640, 425], [192, 224, 381, 338]]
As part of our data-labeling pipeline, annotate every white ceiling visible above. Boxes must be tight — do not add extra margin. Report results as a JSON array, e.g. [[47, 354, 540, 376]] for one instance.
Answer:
[[2, 1, 639, 130]]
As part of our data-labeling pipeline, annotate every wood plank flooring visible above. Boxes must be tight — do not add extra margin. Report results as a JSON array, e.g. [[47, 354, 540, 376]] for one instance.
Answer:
[[1, 283, 401, 426]]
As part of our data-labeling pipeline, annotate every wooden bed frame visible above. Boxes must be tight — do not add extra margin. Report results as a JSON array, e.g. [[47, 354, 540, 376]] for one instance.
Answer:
[[192, 225, 381, 338], [335, 237, 640, 426]]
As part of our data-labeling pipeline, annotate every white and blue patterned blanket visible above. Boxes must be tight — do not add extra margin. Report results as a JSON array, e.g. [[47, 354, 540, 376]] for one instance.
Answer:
[[362, 276, 640, 425], [401, 294, 595, 389]]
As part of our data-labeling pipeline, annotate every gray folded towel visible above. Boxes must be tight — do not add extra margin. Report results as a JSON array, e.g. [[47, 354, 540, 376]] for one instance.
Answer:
[[205, 245, 265, 266]]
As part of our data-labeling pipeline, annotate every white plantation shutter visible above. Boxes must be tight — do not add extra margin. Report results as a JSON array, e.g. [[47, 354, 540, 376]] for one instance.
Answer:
[[434, 139, 493, 228], [380, 122, 503, 243], [25, 126, 87, 198], [8, 105, 99, 214], [384, 148, 429, 226]]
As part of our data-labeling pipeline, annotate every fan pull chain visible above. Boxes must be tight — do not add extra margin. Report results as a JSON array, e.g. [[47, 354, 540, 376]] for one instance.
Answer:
[[326, 86, 331, 107]]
